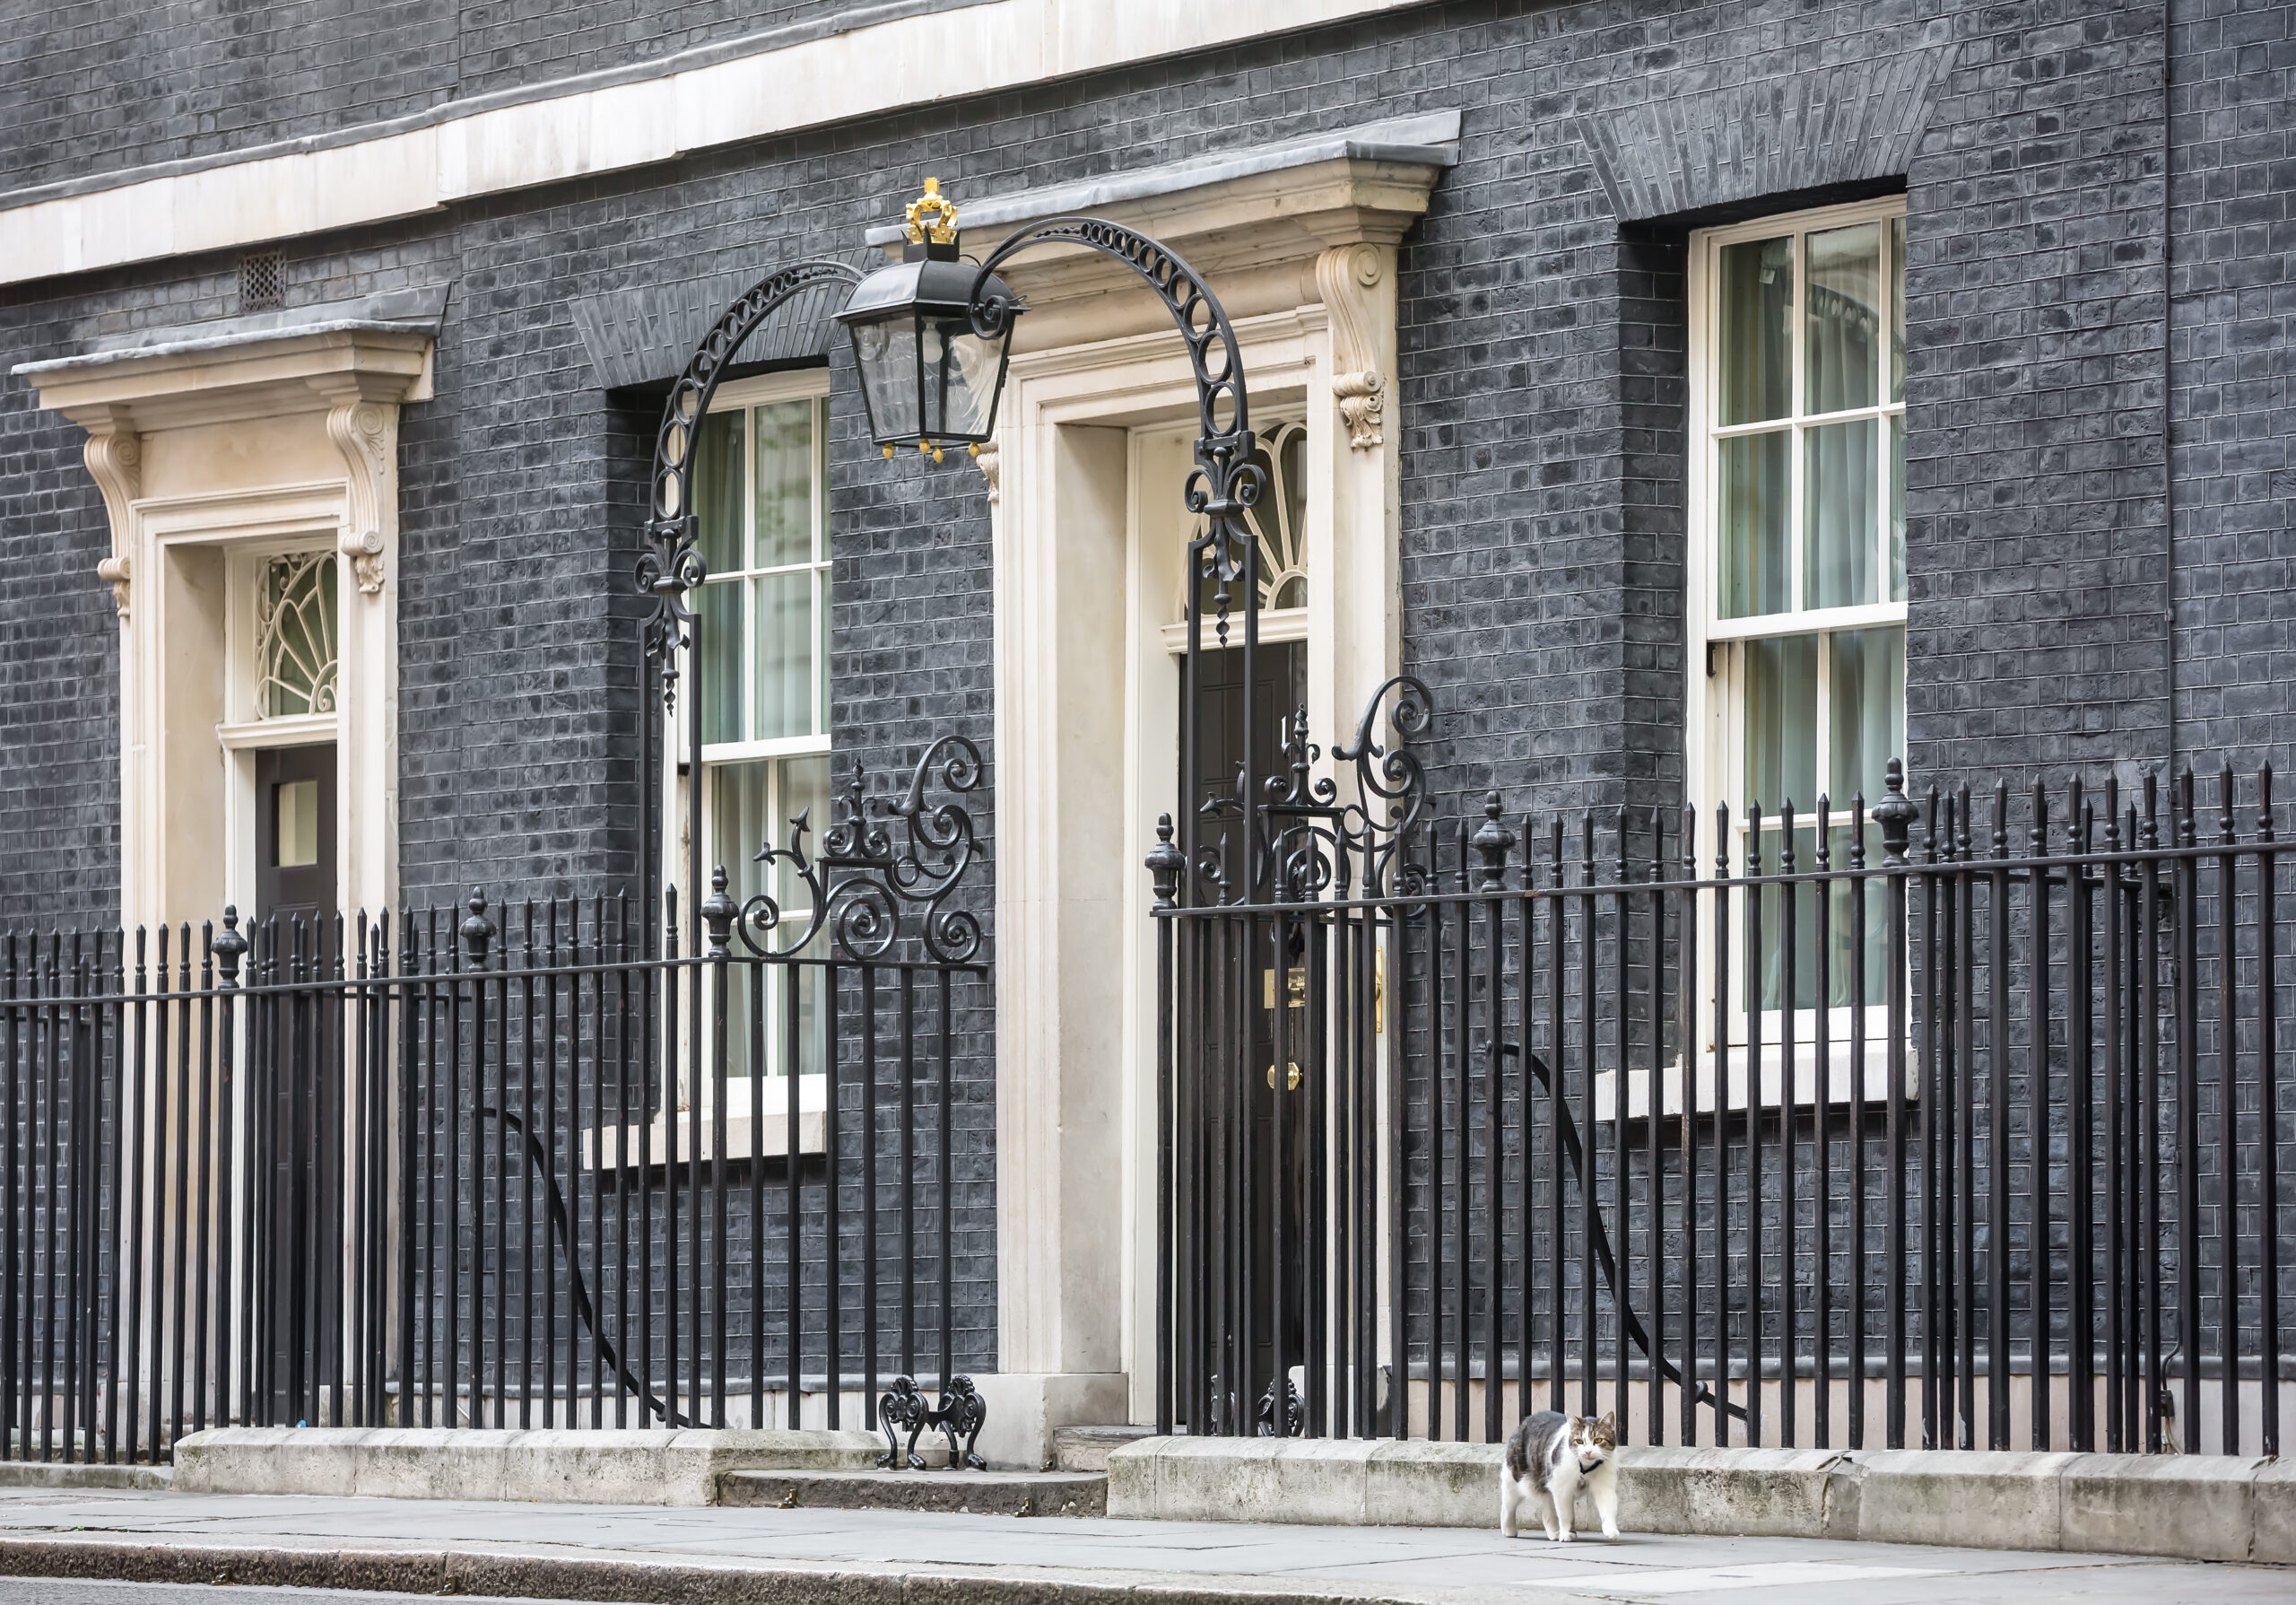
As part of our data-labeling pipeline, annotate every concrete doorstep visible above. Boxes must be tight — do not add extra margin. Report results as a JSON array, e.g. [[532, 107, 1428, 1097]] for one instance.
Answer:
[[1106, 1437, 2296, 1566], [720, 1466, 1108, 1516]]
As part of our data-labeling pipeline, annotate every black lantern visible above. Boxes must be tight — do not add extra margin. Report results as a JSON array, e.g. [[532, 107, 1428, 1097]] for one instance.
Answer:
[[838, 179, 1022, 463]]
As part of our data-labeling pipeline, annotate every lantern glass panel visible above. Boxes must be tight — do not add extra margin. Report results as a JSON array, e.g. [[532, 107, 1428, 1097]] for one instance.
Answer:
[[849, 316, 920, 442], [921, 315, 1006, 441]]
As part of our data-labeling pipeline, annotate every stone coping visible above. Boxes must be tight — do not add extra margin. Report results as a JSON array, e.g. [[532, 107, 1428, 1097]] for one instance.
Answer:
[[13, 286, 452, 377], [172, 1425, 882, 1506], [859, 109, 1463, 249], [1107, 1436, 2296, 1565]]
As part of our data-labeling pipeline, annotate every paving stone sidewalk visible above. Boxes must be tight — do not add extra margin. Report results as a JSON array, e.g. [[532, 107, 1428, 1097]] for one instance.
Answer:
[[0, 1486, 2282, 1603]]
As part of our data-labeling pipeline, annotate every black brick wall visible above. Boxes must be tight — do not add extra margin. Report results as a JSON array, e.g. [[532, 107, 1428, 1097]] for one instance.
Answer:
[[2168, 0, 2296, 783], [4, 0, 2290, 1367], [1902, 0, 2175, 791]]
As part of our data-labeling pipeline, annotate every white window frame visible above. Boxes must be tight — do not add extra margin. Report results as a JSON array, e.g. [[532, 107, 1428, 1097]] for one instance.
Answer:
[[1669, 194, 1911, 1121], [214, 535, 351, 922], [692, 371, 832, 768], [1156, 414, 1312, 655], [613, 368, 835, 1167]]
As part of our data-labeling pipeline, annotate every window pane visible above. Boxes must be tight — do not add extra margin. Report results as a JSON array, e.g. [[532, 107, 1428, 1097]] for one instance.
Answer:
[[1718, 236, 1792, 425], [692, 409, 744, 579], [699, 578, 742, 745], [1805, 222, 1880, 414], [1889, 414, 1906, 602], [709, 759, 774, 901], [1742, 634, 1818, 818], [752, 400, 815, 570], [1803, 417, 1878, 609], [751, 570, 814, 740], [778, 754, 833, 924], [1828, 625, 1906, 809], [707, 759, 771, 1082], [1718, 431, 1790, 617], [1822, 823, 1888, 1007], [1752, 824, 1821, 1011], [258, 552, 338, 718], [274, 779, 319, 868], [1889, 214, 1906, 404]]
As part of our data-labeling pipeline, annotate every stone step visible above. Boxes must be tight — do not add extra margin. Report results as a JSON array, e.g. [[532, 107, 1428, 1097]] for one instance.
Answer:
[[1050, 1423, 1154, 1473], [719, 1467, 1107, 1517]]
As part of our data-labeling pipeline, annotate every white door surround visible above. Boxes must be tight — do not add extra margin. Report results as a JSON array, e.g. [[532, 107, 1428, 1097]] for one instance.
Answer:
[[967, 135, 1440, 1459], [17, 312, 434, 936]]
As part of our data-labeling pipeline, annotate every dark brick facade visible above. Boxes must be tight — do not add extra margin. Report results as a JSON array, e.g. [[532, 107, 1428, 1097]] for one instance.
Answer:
[[0, 0, 985, 196], [2, 0, 2290, 1363]]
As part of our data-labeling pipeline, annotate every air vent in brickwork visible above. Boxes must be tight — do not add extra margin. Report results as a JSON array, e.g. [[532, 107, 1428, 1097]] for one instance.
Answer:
[[239, 250, 285, 313]]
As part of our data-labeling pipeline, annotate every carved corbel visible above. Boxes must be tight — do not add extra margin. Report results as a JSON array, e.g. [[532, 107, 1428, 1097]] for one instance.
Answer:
[[972, 439, 1001, 506], [1315, 244, 1389, 452], [80, 414, 141, 621], [325, 399, 398, 594]]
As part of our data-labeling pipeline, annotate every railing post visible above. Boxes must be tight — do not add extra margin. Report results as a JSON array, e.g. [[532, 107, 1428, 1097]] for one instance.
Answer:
[[1873, 760, 1919, 1450], [698, 868, 735, 1428], [1147, 815, 1185, 1437], [457, 891, 492, 1427], [1470, 796, 1510, 1442]]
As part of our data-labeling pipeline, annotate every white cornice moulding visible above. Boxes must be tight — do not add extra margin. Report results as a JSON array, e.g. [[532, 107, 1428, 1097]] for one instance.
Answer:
[[20, 327, 435, 433], [0, 0, 1436, 290]]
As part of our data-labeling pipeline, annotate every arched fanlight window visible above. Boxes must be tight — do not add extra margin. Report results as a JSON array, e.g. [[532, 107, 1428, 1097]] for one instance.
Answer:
[[255, 550, 338, 719], [1190, 419, 1309, 616]]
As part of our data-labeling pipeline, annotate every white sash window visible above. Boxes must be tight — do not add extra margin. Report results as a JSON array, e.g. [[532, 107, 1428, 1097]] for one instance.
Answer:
[[689, 371, 831, 1088], [1686, 196, 1909, 1085]]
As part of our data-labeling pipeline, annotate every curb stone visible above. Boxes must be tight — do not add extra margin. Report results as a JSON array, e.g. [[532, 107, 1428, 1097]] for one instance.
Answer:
[[1106, 1436, 2296, 1564], [0, 1536, 1447, 1605]]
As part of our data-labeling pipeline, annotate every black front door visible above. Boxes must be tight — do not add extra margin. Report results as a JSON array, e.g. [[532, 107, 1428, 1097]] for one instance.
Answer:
[[252, 742, 337, 1421], [255, 743, 338, 933], [1187, 641, 1311, 1432]]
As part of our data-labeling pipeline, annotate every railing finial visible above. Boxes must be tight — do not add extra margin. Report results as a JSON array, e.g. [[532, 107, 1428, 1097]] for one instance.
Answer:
[[1146, 813, 1185, 909], [213, 904, 248, 987], [1472, 792, 1513, 891], [1874, 758, 1920, 866], [461, 887, 495, 964], [700, 864, 737, 955]]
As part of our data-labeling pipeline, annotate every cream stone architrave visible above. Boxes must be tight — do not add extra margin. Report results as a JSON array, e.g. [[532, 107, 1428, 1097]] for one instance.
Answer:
[[906, 119, 1446, 1462], [15, 313, 434, 936]]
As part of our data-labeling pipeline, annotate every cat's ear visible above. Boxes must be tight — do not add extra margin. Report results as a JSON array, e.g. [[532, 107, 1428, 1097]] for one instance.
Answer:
[[1597, 1411, 1615, 1432]]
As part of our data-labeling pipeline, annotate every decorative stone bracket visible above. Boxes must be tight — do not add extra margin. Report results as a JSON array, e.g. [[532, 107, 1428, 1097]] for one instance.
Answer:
[[972, 438, 1002, 505], [1331, 371, 1384, 452], [81, 412, 141, 621], [326, 398, 399, 594], [1316, 244, 1389, 452]]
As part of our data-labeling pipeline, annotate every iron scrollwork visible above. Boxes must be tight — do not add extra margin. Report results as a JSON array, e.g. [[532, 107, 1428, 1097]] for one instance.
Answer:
[[876, 1374, 988, 1470], [970, 219, 1263, 651], [729, 734, 986, 964], [1182, 673, 1438, 908], [636, 258, 864, 709]]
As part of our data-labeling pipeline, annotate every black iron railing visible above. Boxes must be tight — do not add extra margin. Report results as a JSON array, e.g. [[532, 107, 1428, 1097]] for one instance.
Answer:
[[1152, 687, 2291, 1459], [0, 745, 992, 1466]]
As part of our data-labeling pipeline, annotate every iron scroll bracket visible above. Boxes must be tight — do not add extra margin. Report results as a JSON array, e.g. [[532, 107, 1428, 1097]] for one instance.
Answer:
[[876, 1374, 988, 1470]]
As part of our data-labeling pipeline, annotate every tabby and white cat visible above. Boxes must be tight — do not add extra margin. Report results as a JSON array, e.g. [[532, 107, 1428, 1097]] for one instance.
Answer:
[[1499, 1409, 1619, 1541]]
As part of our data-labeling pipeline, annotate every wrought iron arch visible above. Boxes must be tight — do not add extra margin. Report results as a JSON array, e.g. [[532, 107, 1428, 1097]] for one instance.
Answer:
[[635, 257, 863, 943], [962, 217, 1273, 905]]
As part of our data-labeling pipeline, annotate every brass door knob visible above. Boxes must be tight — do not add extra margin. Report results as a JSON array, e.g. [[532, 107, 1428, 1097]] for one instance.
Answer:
[[1265, 1061, 1302, 1092]]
